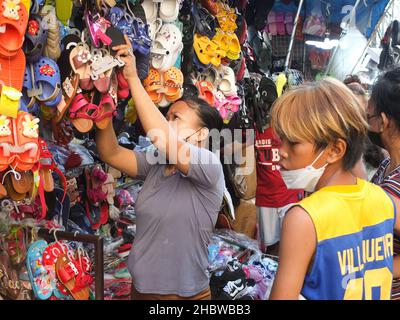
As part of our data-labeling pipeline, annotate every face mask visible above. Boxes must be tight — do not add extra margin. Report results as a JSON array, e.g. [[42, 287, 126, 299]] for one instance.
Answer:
[[280, 150, 328, 192], [368, 130, 384, 149]]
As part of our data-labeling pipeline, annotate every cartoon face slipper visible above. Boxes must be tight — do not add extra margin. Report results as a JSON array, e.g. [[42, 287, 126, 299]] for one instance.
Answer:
[[0, 0, 28, 55]]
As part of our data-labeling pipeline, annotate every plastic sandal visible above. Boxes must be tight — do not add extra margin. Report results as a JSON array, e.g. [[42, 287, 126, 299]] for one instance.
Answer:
[[151, 23, 183, 72], [148, 17, 162, 42], [33, 57, 62, 107], [26, 240, 54, 300], [95, 93, 117, 129], [143, 68, 163, 104], [23, 14, 48, 63], [0, 0, 28, 55], [0, 115, 14, 171], [68, 93, 98, 133], [214, 90, 229, 111], [226, 32, 240, 61], [218, 66, 237, 96], [159, 0, 181, 23], [55, 0, 73, 25], [0, 48, 25, 92], [192, 3, 217, 39], [55, 253, 91, 300], [131, 18, 152, 56], [85, 11, 112, 48], [12, 112, 40, 171], [196, 80, 215, 107], [200, 0, 219, 15], [163, 67, 184, 98], [141, 0, 158, 24], [193, 33, 214, 65]]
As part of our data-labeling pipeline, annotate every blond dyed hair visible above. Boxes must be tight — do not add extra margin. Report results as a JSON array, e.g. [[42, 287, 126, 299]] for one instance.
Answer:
[[270, 77, 368, 170]]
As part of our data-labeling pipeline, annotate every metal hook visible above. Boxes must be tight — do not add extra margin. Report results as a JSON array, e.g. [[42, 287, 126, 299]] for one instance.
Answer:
[[74, 231, 79, 238], [53, 229, 59, 243]]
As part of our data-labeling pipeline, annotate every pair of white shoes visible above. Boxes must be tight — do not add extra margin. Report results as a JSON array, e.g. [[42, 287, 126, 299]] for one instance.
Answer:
[[142, 0, 182, 23], [151, 23, 183, 73]]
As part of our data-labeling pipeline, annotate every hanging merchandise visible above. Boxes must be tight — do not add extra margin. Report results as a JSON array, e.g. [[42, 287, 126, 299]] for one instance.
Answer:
[[329, 10, 367, 81], [302, 0, 326, 37]]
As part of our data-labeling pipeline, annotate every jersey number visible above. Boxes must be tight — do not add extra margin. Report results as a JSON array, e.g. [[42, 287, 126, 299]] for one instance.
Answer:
[[344, 267, 392, 300]]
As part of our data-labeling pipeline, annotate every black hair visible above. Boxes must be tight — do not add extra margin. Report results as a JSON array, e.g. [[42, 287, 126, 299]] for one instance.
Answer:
[[363, 138, 386, 168], [370, 67, 400, 129], [179, 96, 223, 131]]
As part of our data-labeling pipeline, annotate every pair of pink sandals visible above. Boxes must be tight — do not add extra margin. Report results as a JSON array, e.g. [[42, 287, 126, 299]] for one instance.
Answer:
[[68, 92, 117, 133], [265, 11, 295, 36], [215, 91, 241, 122]]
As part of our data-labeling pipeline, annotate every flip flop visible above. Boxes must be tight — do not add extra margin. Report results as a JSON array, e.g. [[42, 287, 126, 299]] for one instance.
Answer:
[[55, 253, 90, 300], [33, 57, 62, 107], [11, 171, 32, 194], [57, 34, 81, 82], [55, 0, 73, 25], [4, 174, 25, 201], [26, 240, 54, 300], [0, 0, 28, 55], [23, 14, 48, 63]]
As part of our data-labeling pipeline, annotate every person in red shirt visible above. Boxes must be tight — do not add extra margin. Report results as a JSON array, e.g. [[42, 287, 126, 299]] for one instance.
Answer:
[[255, 125, 303, 254]]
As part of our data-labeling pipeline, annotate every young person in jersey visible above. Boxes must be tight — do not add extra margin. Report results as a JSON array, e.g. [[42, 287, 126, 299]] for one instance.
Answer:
[[255, 122, 303, 255], [269, 77, 400, 300], [368, 68, 400, 299]]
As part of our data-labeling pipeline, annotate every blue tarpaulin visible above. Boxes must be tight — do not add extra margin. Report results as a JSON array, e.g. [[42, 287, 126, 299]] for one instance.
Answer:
[[271, 0, 390, 38]]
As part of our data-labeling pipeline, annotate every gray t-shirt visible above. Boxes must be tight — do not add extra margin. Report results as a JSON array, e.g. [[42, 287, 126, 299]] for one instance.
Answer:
[[128, 145, 224, 297]]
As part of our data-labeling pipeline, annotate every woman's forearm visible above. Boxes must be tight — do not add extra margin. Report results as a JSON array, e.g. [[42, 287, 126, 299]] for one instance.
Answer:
[[95, 121, 120, 161], [127, 76, 180, 159]]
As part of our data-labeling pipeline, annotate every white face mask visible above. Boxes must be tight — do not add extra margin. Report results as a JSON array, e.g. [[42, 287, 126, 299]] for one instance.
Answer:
[[280, 150, 328, 192]]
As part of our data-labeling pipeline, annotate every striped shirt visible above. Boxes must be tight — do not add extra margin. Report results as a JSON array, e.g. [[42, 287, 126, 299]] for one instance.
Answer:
[[371, 157, 400, 300]]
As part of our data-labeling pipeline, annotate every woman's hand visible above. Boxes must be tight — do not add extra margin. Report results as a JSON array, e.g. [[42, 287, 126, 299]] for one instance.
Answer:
[[113, 35, 138, 81]]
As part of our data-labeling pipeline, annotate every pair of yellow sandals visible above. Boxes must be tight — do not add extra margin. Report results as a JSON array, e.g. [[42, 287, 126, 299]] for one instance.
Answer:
[[194, 29, 241, 67]]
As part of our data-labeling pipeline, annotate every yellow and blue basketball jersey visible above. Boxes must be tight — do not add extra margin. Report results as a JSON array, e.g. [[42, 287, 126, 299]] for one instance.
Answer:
[[298, 179, 396, 300]]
